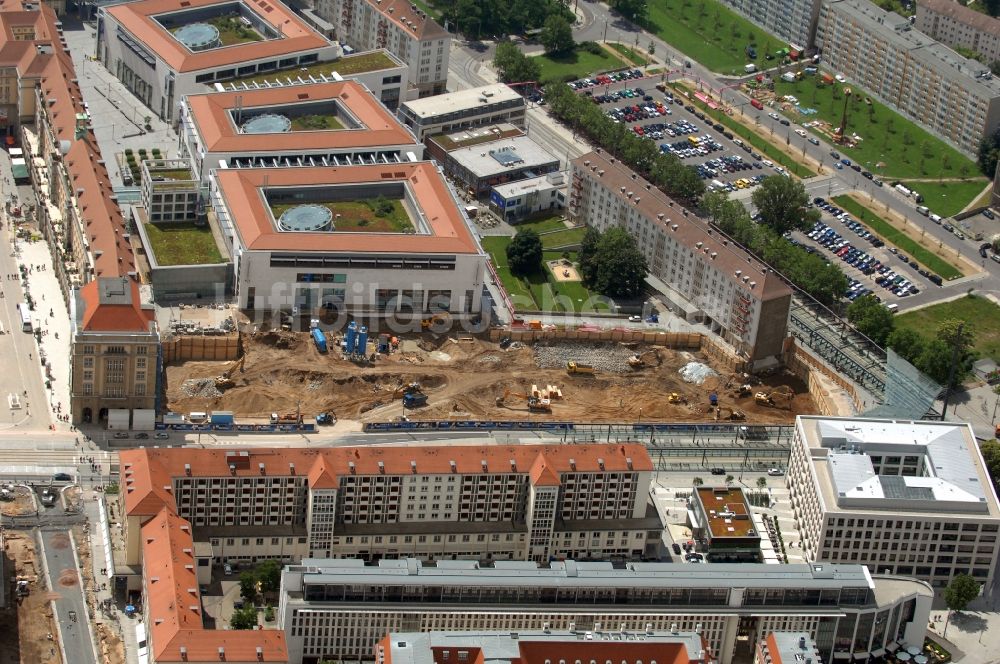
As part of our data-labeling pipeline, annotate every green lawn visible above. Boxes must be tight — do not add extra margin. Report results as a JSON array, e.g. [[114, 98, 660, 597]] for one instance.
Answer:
[[900, 179, 989, 219], [171, 16, 262, 46], [531, 47, 627, 83], [895, 295, 1000, 362], [150, 168, 194, 181], [540, 227, 586, 248], [510, 215, 568, 234], [678, 84, 815, 178], [233, 52, 397, 85], [270, 199, 413, 233], [289, 114, 345, 131], [144, 222, 225, 266], [646, 0, 775, 75], [607, 43, 648, 67], [481, 237, 608, 312], [773, 78, 978, 180], [832, 196, 964, 280]]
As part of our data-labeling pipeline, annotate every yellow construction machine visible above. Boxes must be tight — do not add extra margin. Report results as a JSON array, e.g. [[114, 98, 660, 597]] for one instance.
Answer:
[[496, 389, 552, 413], [214, 356, 246, 391], [754, 385, 795, 408], [627, 349, 660, 369]]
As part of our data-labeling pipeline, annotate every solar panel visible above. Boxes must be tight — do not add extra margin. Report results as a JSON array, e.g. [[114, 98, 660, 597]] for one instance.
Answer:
[[491, 149, 524, 166]]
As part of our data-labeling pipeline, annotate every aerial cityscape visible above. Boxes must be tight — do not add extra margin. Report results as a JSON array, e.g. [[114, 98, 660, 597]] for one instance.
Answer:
[[2, 0, 1000, 663]]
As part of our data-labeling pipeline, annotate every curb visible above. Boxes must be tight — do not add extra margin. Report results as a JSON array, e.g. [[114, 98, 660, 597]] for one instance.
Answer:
[[68, 528, 102, 664], [35, 528, 69, 664]]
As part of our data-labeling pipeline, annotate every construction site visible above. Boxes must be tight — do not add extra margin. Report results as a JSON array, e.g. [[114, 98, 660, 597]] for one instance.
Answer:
[[163, 328, 817, 424]]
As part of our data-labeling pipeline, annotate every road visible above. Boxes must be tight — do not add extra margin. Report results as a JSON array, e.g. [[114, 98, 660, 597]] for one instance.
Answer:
[[38, 527, 98, 664]]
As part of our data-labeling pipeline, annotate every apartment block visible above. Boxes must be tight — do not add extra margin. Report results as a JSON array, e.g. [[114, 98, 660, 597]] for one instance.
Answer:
[[316, 0, 449, 96], [69, 277, 160, 425], [786, 416, 1000, 589], [397, 85, 526, 141], [719, 0, 821, 50], [117, 443, 662, 570], [375, 629, 714, 664], [916, 0, 1000, 64], [817, 0, 1000, 156], [568, 151, 791, 366], [277, 558, 932, 664]]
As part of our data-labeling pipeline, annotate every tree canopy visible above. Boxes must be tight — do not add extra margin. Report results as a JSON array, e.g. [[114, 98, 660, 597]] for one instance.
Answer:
[[978, 125, 1000, 177], [506, 229, 543, 276], [440, 0, 571, 40], [846, 294, 894, 346], [586, 228, 649, 299], [944, 574, 981, 612], [609, 0, 648, 22], [494, 41, 541, 84], [230, 605, 258, 630], [540, 14, 574, 55], [750, 176, 818, 234]]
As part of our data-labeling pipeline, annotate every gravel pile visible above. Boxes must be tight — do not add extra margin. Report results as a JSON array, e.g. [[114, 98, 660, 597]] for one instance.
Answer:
[[180, 378, 222, 398], [533, 342, 635, 374]]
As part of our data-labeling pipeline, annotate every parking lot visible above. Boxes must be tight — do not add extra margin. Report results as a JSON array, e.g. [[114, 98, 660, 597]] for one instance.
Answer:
[[790, 197, 940, 304], [570, 74, 792, 192]]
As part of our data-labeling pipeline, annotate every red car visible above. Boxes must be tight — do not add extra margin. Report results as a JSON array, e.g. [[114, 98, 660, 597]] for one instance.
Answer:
[[634, 126, 644, 135]]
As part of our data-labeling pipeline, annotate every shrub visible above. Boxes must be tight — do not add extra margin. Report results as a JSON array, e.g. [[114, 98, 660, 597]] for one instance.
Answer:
[[579, 41, 603, 55], [124, 148, 134, 156]]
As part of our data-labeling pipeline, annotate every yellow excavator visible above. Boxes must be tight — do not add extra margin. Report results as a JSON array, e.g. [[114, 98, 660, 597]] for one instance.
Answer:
[[714, 406, 747, 421], [392, 382, 422, 399], [667, 392, 688, 405], [627, 349, 661, 369], [496, 389, 552, 413], [214, 355, 246, 391], [754, 385, 795, 408]]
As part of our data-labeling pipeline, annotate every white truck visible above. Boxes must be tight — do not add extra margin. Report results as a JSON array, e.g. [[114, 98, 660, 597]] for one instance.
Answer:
[[744, 64, 757, 73]]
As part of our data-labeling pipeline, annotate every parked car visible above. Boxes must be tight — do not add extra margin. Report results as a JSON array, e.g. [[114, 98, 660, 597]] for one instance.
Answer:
[[767, 468, 784, 476], [134, 432, 149, 440], [672, 543, 682, 555], [113, 432, 129, 439], [154, 432, 170, 440], [53, 473, 72, 481], [710, 467, 726, 475]]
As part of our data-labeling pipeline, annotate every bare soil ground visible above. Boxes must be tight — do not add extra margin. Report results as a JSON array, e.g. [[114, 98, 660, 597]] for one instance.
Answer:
[[1, 488, 36, 517], [0, 531, 59, 664], [164, 331, 815, 423]]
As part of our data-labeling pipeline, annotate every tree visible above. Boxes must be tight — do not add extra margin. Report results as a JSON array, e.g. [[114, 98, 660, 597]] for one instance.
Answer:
[[846, 294, 895, 346], [230, 605, 258, 630], [991, 59, 1000, 76], [540, 14, 574, 55], [494, 41, 541, 84], [756, 477, 768, 489], [725, 474, 734, 485], [886, 327, 925, 364], [928, 317, 978, 386], [692, 477, 704, 487], [609, 0, 647, 21], [986, 0, 1000, 17], [979, 125, 1000, 177], [256, 560, 282, 595], [238, 571, 258, 602], [751, 176, 818, 234], [915, 338, 954, 386], [506, 229, 543, 276], [944, 574, 981, 613], [589, 228, 649, 299], [981, 439, 1000, 497], [578, 226, 602, 286]]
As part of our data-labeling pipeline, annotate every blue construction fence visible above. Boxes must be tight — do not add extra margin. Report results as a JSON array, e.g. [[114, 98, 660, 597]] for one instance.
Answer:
[[155, 423, 317, 433]]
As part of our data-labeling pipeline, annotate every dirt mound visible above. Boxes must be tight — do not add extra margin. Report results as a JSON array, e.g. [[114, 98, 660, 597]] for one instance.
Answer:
[[57, 569, 78, 587], [255, 330, 299, 349], [49, 533, 70, 549]]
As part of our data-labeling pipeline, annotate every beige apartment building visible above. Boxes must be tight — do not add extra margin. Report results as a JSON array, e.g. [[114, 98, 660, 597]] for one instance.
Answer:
[[69, 277, 159, 425], [786, 416, 1000, 589], [817, 0, 1000, 156], [397, 85, 526, 141], [568, 151, 791, 366], [916, 0, 1000, 65], [118, 443, 663, 571], [316, 0, 449, 96]]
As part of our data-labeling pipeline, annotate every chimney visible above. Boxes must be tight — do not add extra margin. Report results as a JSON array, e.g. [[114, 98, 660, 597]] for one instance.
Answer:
[[184, 463, 191, 476], [411, 460, 417, 473], [378, 461, 385, 474], [259, 462, 265, 475], [218, 646, 226, 661], [229, 464, 236, 476], [348, 461, 356, 474], [450, 460, 457, 472], [289, 462, 295, 475], [180, 645, 188, 660]]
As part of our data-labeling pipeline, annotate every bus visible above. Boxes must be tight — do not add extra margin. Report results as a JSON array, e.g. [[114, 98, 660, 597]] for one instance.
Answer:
[[16, 303, 31, 332]]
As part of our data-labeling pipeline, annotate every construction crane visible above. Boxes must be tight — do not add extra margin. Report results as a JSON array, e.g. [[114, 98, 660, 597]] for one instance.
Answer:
[[214, 355, 246, 391], [495, 389, 552, 413], [754, 385, 795, 408], [627, 349, 660, 368]]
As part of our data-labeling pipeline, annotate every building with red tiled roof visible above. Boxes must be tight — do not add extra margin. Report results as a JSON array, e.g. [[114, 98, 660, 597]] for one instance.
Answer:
[[96, 0, 341, 123], [208, 162, 487, 318], [376, 630, 713, 664], [179, 80, 421, 181], [116, 443, 661, 567], [569, 151, 792, 366], [316, 0, 450, 97]]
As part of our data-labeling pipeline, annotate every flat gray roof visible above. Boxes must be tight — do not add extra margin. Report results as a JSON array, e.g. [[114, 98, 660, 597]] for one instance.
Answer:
[[290, 558, 874, 590], [449, 135, 559, 179], [492, 172, 566, 199], [401, 85, 523, 121]]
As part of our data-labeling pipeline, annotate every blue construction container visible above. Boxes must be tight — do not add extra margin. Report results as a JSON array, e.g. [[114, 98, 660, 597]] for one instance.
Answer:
[[357, 326, 368, 356], [344, 321, 357, 355], [312, 328, 328, 353]]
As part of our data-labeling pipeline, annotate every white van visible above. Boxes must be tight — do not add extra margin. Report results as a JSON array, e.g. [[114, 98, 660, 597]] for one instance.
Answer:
[[886, 304, 899, 313], [895, 184, 912, 197], [188, 411, 208, 423], [916, 206, 929, 216], [929, 213, 942, 223]]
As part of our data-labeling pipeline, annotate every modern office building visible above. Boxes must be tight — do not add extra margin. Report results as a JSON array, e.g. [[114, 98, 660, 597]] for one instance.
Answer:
[[568, 150, 792, 366], [96, 0, 341, 122], [489, 172, 567, 223], [916, 0, 1000, 65], [816, 0, 1000, 156], [430, 132, 561, 197], [718, 0, 821, 50], [787, 416, 1000, 589], [277, 558, 932, 664], [117, 443, 661, 568], [375, 629, 714, 664], [397, 85, 526, 141], [208, 162, 487, 318], [689, 487, 761, 562], [69, 277, 160, 426], [178, 81, 422, 182], [315, 0, 450, 97], [754, 632, 820, 664]]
